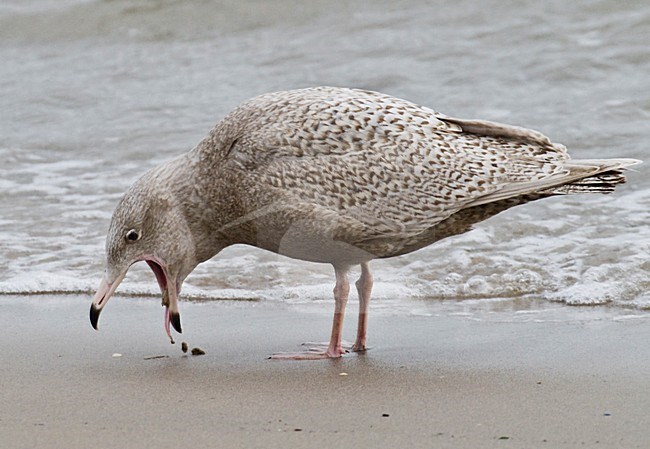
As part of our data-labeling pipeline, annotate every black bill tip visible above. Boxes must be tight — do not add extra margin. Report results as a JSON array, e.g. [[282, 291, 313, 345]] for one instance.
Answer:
[[90, 303, 101, 330], [170, 311, 182, 334]]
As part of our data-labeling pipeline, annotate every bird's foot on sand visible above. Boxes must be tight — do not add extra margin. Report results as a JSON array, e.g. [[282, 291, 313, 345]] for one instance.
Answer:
[[303, 341, 369, 353], [269, 340, 372, 360], [269, 347, 346, 360], [269, 341, 357, 360]]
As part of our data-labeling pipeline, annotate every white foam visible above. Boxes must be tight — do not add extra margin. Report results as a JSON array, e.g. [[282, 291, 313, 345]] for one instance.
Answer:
[[3, 183, 649, 313], [0, 271, 259, 302]]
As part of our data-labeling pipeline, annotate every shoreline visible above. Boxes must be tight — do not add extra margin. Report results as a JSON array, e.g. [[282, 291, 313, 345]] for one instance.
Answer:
[[2, 295, 650, 448]]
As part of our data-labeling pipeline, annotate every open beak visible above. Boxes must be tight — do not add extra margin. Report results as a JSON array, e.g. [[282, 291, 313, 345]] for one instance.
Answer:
[[89, 270, 128, 330], [90, 259, 182, 344], [146, 260, 182, 342]]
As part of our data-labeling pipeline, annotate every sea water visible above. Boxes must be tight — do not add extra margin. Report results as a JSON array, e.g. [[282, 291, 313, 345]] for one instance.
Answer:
[[1, 0, 649, 315]]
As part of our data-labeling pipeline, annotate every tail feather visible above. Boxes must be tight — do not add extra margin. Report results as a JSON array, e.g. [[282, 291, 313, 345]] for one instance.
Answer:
[[546, 158, 640, 195], [466, 158, 641, 207], [546, 170, 627, 194]]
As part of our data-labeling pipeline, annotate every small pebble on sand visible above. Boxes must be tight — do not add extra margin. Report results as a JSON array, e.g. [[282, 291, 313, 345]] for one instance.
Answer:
[[191, 347, 206, 356]]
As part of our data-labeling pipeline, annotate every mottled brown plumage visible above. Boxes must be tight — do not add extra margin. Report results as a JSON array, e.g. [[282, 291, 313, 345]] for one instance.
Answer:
[[90, 87, 640, 358]]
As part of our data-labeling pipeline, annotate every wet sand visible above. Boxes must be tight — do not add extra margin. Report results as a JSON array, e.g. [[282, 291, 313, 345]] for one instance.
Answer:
[[1, 295, 650, 449]]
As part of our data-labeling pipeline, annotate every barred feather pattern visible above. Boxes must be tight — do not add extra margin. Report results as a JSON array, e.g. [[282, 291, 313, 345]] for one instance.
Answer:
[[190, 87, 639, 262]]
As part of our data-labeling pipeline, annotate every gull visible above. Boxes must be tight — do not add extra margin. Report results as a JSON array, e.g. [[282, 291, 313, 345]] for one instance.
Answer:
[[90, 87, 639, 359]]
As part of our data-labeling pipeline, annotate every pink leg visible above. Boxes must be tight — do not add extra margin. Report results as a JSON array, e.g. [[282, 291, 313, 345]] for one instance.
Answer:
[[352, 262, 373, 352], [325, 265, 351, 357], [270, 265, 350, 360]]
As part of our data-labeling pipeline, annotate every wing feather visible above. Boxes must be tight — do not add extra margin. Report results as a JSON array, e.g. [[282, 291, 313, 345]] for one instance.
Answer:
[[212, 87, 629, 243]]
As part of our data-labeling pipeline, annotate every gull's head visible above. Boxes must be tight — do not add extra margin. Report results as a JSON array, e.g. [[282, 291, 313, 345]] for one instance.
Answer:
[[90, 170, 198, 342]]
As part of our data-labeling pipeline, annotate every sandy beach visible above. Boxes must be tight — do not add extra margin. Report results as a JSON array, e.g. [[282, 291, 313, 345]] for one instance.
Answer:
[[1, 295, 649, 449]]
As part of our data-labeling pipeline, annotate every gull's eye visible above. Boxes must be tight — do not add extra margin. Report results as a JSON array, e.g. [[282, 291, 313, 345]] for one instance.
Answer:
[[125, 229, 141, 242]]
